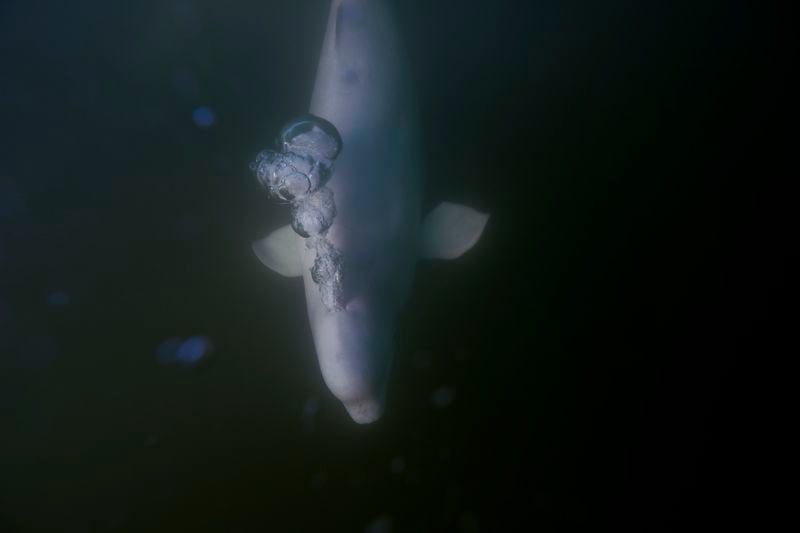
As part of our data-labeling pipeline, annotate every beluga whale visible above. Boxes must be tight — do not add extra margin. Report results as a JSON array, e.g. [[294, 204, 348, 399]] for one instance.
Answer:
[[251, 0, 489, 423]]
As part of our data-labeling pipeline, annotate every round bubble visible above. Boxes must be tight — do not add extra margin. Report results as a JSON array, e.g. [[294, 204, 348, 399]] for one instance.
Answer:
[[275, 151, 314, 179], [277, 171, 312, 202], [251, 149, 280, 189], [307, 159, 333, 192], [290, 187, 337, 237], [279, 114, 343, 162], [253, 150, 318, 202]]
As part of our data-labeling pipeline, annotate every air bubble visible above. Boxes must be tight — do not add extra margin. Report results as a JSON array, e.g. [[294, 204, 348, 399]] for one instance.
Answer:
[[253, 150, 322, 202], [279, 114, 342, 161], [251, 149, 280, 191], [309, 237, 345, 311], [278, 171, 312, 202], [290, 186, 336, 237]]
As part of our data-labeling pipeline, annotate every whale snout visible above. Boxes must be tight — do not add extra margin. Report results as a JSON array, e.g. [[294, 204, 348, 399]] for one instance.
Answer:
[[342, 392, 385, 424], [322, 349, 390, 424], [310, 309, 393, 423], [324, 342, 391, 424]]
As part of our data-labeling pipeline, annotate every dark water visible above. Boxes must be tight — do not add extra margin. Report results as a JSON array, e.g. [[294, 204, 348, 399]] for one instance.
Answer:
[[0, 0, 794, 530]]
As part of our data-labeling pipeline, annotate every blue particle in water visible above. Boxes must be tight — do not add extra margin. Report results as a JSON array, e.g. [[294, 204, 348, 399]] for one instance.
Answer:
[[47, 291, 70, 307], [176, 336, 212, 365], [192, 106, 216, 128]]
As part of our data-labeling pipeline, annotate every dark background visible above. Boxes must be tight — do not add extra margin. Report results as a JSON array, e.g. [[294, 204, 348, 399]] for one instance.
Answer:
[[1, 0, 795, 531]]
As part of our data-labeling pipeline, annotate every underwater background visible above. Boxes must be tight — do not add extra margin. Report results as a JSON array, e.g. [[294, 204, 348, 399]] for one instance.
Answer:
[[1, 0, 794, 530]]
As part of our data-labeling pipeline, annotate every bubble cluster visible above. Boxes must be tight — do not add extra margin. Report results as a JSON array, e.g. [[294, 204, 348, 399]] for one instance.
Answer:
[[308, 236, 345, 311], [251, 114, 341, 203], [291, 186, 337, 237], [252, 114, 345, 311]]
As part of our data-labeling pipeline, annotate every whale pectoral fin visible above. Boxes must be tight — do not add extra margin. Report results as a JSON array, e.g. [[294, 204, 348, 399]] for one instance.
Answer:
[[420, 202, 490, 260], [252, 225, 303, 277]]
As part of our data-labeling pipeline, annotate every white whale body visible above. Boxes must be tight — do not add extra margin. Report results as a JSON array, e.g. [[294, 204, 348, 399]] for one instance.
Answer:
[[252, 0, 488, 423]]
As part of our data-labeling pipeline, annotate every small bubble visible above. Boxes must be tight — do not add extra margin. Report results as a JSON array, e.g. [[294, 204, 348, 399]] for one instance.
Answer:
[[278, 172, 312, 203], [192, 106, 216, 128], [432, 386, 455, 408], [291, 186, 337, 237], [253, 150, 319, 202], [252, 150, 280, 190]]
